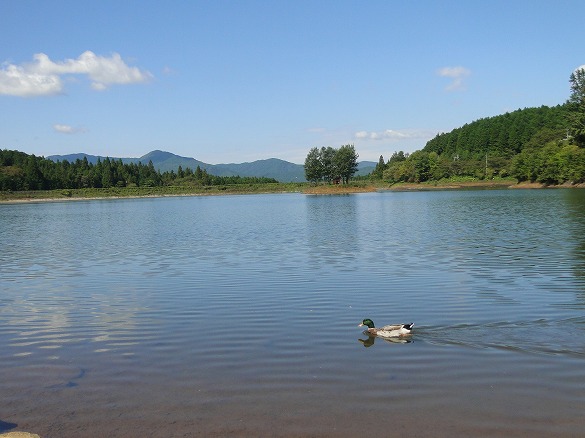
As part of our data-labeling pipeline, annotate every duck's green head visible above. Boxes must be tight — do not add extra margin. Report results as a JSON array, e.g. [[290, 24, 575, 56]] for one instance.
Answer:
[[359, 319, 375, 328]]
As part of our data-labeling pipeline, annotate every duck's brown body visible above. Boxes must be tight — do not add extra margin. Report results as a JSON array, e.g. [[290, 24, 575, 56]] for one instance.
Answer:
[[359, 320, 414, 338]]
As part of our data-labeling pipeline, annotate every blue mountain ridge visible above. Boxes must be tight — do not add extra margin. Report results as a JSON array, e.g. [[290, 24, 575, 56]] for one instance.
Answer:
[[47, 150, 376, 183]]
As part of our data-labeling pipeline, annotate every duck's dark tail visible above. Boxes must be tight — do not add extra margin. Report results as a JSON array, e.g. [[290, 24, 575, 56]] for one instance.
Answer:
[[404, 323, 414, 330]]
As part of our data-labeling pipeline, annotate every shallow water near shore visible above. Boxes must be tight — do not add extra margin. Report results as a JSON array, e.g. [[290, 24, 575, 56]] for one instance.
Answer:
[[1, 189, 585, 437]]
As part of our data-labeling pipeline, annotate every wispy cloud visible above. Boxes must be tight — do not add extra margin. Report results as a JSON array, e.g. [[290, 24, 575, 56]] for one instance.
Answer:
[[162, 66, 174, 76], [437, 66, 471, 91], [354, 129, 431, 141], [53, 124, 88, 134], [0, 51, 152, 97]]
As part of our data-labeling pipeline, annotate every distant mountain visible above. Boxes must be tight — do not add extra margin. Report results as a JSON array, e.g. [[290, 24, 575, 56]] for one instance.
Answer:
[[47, 150, 376, 182], [212, 158, 304, 182], [137, 150, 211, 174], [47, 152, 137, 166], [358, 162, 376, 175]]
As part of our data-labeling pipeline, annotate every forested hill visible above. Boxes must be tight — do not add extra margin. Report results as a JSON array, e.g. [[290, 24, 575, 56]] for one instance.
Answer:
[[374, 101, 585, 185], [423, 105, 569, 159]]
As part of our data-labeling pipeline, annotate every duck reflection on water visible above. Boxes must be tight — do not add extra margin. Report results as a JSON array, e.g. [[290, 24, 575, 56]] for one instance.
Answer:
[[358, 334, 413, 347]]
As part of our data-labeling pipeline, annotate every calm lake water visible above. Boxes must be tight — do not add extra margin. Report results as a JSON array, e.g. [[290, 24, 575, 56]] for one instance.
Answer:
[[1, 189, 585, 437]]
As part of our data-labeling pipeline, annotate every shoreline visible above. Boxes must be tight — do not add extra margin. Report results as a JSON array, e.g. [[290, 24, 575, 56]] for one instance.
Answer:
[[1, 180, 584, 204]]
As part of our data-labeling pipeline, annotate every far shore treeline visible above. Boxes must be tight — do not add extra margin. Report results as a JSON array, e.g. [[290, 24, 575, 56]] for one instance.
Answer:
[[0, 150, 278, 192], [3, 69, 585, 193]]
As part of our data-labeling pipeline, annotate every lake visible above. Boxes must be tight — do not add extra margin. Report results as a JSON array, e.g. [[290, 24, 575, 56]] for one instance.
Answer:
[[1, 189, 584, 437]]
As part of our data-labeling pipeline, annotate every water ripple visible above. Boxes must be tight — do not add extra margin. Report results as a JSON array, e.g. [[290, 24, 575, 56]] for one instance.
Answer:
[[2, 191, 585, 437]]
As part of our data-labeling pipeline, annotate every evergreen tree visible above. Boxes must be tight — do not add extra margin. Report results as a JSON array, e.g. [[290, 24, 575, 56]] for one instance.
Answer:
[[23, 156, 45, 190], [567, 67, 585, 146], [195, 165, 203, 181], [371, 155, 387, 179]]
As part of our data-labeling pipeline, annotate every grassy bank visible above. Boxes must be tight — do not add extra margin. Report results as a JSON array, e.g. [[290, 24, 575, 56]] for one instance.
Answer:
[[3, 178, 580, 203], [0, 183, 305, 203], [384, 177, 519, 191], [301, 178, 524, 194]]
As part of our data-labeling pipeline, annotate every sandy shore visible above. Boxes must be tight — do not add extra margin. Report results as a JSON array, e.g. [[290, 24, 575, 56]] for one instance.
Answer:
[[305, 180, 540, 194], [0, 193, 212, 204], [0, 432, 41, 438]]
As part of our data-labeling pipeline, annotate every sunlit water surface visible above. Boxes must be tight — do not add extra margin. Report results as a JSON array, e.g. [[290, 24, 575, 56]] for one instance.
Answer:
[[1, 189, 585, 437]]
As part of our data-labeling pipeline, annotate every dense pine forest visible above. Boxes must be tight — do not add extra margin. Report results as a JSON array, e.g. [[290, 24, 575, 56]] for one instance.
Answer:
[[371, 103, 585, 185], [423, 105, 569, 159], [0, 149, 277, 192]]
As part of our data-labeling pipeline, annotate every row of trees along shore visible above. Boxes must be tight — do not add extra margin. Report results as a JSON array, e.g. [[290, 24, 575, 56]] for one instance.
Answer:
[[0, 150, 277, 192], [368, 69, 585, 185]]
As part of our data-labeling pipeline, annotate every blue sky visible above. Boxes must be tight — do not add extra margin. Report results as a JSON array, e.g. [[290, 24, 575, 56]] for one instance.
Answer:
[[1, 1, 583, 164]]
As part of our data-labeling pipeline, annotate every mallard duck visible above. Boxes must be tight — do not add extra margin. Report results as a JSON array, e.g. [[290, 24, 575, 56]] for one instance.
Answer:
[[359, 319, 414, 338]]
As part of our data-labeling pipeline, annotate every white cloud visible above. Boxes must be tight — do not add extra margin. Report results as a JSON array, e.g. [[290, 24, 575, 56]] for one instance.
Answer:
[[0, 62, 63, 96], [53, 124, 88, 134], [0, 51, 152, 97], [437, 66, 471, 91], [354, 129, 419, 141]]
